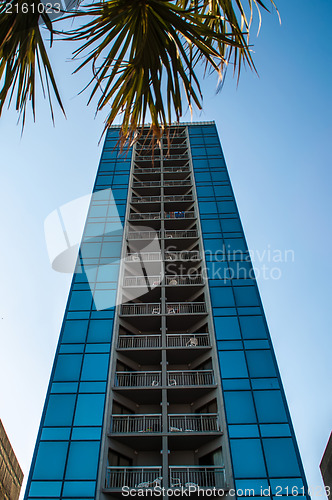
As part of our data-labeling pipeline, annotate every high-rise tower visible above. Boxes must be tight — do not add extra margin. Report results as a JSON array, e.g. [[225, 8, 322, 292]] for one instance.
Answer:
[[25, 122, 309, 499]]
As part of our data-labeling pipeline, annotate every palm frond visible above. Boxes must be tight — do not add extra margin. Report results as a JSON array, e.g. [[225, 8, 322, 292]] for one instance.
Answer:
[[0, 0, 64, 127]]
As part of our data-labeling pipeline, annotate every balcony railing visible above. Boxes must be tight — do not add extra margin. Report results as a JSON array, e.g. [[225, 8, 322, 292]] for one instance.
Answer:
[[165, 250, 200, 261], [118, 334, 161, 349], [129, 212, 161, 221], [121, 303, 161, 315], [166, 302, 207, 314], [163, 166, 189, 173], [165, 211, 195, 219], [168, 413, 220, 432], [164, 230, 198, 239], [164, 194, 193, 203], [164, 179, 191, 187], [106, 467, 162, 489], [167, 370, 214, 387], [134, 167, 161, 174], [125, 252, 161, 262], [163, 153, 189, 160], [115, 371, 161, 387], [120, 302, 206, 316], [111, 414, 162, 434], [133, 180, 160, 188], [166, 333, 210, 347], [169, 466, 226, 489], [135, 155, 161, 161], [131, 195, 161, 203], [127, 230, 161, 240], [123, 276, 161, 287], [165, 275, 203, 286]]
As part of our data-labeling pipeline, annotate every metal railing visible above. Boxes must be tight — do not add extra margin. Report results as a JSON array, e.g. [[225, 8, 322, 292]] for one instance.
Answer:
[[164, 194, 193, 202], [131, 195, 161, 203], [133, 180, 160, 188], [165, 275, 203, 285], [111, 414, 162, 434], [164, 179, 191, 187], [169, 466, 226, 489], [135, 155, 161, 161], [115, 371, 161, 387], [129, 212, 161, 221], [163, 166, 189, 172], [163, 153, 189, 160], [105, 467, 162, 489], [127, 230, 161, 240], [166, 302, 206, 314], [164, 211, 195, 219], [121, 303, 161, 315], [123, 276, 161, 287], [134, 167, 161, 174], [164, 230, 198, 239], [166, 333, 210, 347], [167, 370, 214, 386], [164, 250, 200, 261], [168, 414, 220, 432], [118, 334, 161, 349], [125, 252, 161, 262]]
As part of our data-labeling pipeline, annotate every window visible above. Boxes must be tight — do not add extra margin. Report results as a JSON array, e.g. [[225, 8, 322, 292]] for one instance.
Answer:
[[239, 316, 267, 339], [74, 394, 105, 426], [44, 394, 76, 427], [65, 441, 100, 480], [254, 391, 287, 423], [230, 439, 266, 478], [246, 351, 277, 378], [53, 354, 83, 382], [62, 321, 88, 343], [214, 316, 241, 340], [87, 320, 113, 343], [218, 351, 248, 378], [224, 391, 257, 424], [81, 353, 109, 381], [33, 441, 68, 480], [262, 438, 301, 477]]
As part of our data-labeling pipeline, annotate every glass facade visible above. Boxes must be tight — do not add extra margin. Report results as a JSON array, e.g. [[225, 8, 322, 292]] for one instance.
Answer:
[[25, 123, 308, 500]]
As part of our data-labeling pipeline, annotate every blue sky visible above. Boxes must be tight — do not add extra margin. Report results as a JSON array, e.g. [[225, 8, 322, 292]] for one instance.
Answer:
[[0, 0, 331, 497]]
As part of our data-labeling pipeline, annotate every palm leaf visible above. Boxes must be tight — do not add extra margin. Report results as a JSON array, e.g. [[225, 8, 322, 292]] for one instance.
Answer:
[[64, 0, 278, 146], [0, 0, 64, 126]]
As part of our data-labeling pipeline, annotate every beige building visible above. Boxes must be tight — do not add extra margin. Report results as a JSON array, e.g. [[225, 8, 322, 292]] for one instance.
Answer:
[[0, 419, 23, 500]]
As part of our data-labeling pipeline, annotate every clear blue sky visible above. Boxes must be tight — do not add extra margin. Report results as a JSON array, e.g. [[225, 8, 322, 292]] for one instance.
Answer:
[[0, 0, 331, 498]]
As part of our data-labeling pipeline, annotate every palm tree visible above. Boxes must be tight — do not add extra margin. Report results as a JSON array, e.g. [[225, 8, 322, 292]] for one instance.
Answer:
[[0, 0, 278, 144]]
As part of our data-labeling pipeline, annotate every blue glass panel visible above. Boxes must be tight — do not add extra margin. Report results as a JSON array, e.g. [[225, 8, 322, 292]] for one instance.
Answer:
[[53, 354, 83, 382], [228, 425, 259, 438], [81, 353, 109, 381], [251, 379, 280, 390], [111, 188, 129, 201], [214, 185, 233, 197], [200, 220, 221, 233], [93, 289, 117, 310], [62, 481, 96, 496], [29, 481, 62, 496], [224, 238, 247, 253], [65, 441, 100, 480], [214, 316, 241, 340], [235, 479, 269, 496], [87, 319, 113, 342], [239, 316, 268, 339], [68, 291, 93, 311], [217, 201, 236, 213], [199, 201, 218, 214], [74, 394, 105, 426], [81, 242, 102, 258], [195, 172, 212, 182], [270, 478, 304, 495], [244, 340, 270, 349], [100, 241, 122, 258], [254, 391, 288, 423], [217, 341, 243, 350], [246, 351, 277, 378], [51, 382, 78, 394], [218, 351, 248, 378], [220, 219, 242, 232], [79, 381, 107, 393], [84, 223, 105, 238], [41, 428, 71, 440], [230, 439, 266, 478], [222, 379, 251, 390], [62, 320, 88, 344], [33, 441, 68, 480], [59, 344, 84, 354], [210, 287, 235, 308], [224, 392, 257, 424], [234, 287, 260, 307], [88, 205, 108, 217], [96, 264, 120, 282], [211, 171, 228, 181], [71, 427, 102, 440], [112, 174, 129, 185], [44, 395, 76, 426], [260, 424, 291, 437], [196, 185, 214, 197], [263, 438, 301, 477]]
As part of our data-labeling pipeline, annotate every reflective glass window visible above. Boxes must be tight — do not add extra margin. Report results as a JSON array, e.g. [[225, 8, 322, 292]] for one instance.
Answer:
[[214, 316, 241, 340], [239, 316, 268, 339], [33, 441, 68, 480], [44, 394, 76, 427], [246, 351, 277, 378], [263, 438, 301, 477], [254, 391, 287, 423], [68, 291, 93, 311], [219, 351, 248, 378], [224, 391, 257, 424], [53, 354, 83, 382], [81, 353, 109, 381], [230, 439, 266, 478], [74, 394, 105, 426], [62, 321, 88, 343], [65, 441, 100, 480]]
